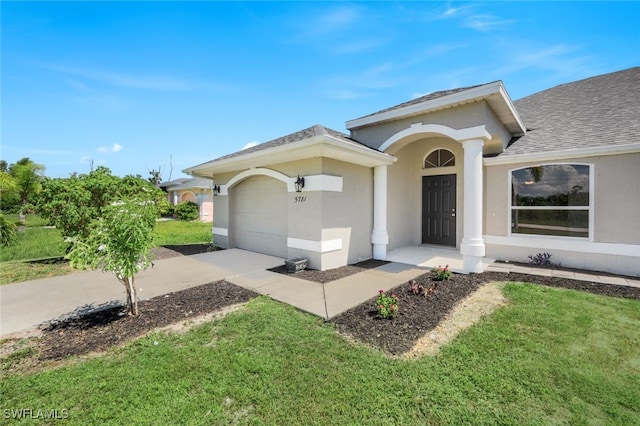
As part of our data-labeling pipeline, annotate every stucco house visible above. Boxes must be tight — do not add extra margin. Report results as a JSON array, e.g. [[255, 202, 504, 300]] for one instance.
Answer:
[[184, 67, 639, 276], [158, 177, 214, 222]]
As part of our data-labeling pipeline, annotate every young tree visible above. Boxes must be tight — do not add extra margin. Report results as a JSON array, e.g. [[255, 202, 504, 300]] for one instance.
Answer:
[[66, 198, 158, 316], [9, 157, 46, 206], [148, 168, 162, 185]]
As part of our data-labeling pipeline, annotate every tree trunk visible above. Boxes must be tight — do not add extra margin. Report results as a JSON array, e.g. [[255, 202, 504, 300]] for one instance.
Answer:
[[120, 275, 139, 316]]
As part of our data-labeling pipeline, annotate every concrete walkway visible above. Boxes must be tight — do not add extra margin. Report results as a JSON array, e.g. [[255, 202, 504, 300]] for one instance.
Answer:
[[0, 249, 428, 337], [2, 248, 638, 338]]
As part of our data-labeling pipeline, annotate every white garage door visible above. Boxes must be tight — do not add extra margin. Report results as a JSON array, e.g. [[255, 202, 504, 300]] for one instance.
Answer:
[[234, 176, 288, 258]]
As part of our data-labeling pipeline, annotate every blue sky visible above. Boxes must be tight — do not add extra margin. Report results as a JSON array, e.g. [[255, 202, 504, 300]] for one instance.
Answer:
[[2, 1, 639, 180]]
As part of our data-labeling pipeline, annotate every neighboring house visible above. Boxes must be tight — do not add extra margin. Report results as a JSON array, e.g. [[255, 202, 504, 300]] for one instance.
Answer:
[[158, 177, 214, 222], [184, 67, 639, 276]]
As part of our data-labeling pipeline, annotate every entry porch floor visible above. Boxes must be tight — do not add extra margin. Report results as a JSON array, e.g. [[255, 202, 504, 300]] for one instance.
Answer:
[[384, 245, 496, 274]]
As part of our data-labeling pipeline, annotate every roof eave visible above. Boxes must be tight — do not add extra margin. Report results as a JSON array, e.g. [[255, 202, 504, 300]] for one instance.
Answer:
[[346, 81, 527, 136], [184, 135, 396, 178]]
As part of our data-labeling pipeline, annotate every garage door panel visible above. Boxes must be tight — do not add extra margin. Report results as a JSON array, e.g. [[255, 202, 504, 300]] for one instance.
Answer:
[[234, 176, 288, 258]]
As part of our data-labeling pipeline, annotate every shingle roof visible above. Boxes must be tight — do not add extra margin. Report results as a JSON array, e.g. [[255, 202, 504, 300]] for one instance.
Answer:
[[504, 67, 640, 155], [352, 83, 491, 121], [203, 124, 378, 164], [167, 178, 212, 191]]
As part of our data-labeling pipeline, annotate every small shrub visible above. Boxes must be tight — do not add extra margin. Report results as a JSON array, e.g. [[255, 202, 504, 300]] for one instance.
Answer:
[[375, 289, 399, 319], [408, 279, 438, 297], [432, 264, 452, 281], [528, 252, 553, 266], [0, 213, 17, 246], [175, 201, 199, 221], [157, 199, 175, 217]]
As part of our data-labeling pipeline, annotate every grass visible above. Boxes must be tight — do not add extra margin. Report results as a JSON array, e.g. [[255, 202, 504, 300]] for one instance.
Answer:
[[0, 228, 68, 262], [152, 219, 212, 245], [2, 283, 638, 424], [1, 213, 50, 227], [0, 219, 211, 284], [0, 261, 76, 285]]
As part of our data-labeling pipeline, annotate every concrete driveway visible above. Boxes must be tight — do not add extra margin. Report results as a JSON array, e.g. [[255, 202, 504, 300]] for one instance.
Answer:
[[1, 248, 429, 338]]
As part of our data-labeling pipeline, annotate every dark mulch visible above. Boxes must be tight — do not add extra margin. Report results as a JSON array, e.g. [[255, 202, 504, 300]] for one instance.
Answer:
[[268, 259, 389, 283], [38, 281, 257, 360], [330, 271, 640, 356], [152, 243, 214, 260], [26, 263, 640, 361]]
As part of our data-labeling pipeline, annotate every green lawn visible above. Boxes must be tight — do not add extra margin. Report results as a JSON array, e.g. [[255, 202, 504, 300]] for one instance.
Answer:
[[0, 227, 68, 262], [152, 220, 212, 245], [2, 213, 50, 227], [2, 283, 638, 424], [0, 220, 212, 284]]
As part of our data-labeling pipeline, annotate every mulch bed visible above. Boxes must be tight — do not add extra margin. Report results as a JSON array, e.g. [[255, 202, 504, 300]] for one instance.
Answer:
[[38, 281, 256, 360], [268, 259, 389, 283], [15, 257, 640, 362], [330, 271, 640, 355]]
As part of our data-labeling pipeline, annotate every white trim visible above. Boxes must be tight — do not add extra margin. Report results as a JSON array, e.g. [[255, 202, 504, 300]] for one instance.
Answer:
[[300, 175, 343, 192], [226, 168, 292, 191], [287, 237, 342, 253], [379, 123, 491, 153], [220, 169, 344, 194], [184, 134, 395, 177], [484, 143, 640, 166], [212, 227, 228, 236], [346, 81, 525, 135], [484, 235, 640, 257]]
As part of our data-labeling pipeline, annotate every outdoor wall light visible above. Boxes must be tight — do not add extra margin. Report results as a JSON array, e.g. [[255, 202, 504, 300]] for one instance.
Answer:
[[294, 175, 305, 192], [212, 185, 221, 196]]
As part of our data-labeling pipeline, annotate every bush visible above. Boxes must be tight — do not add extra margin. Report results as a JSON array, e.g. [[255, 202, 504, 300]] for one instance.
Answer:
[[157, 199, 174, 217], [175, 200, 199, 221], [0, 213, 17, 246]]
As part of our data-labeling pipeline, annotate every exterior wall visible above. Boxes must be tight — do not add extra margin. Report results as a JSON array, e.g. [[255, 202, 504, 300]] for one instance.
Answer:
[[484, 152, 640, 276], [387, 137, 464, 250], [350, 102, 509, 154], [211, 158, 370, 270], [319, 158, 374, 268]]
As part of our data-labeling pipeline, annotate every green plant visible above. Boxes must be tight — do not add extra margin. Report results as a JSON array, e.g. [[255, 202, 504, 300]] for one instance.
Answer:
[[432, 264, 452, 281], [375, 289, 399, 319], [175, 200, 199, 221], [0, 213, 17, 246], [66, 199, 158, 316], [408, 279, 438, 297], [528, 252, 554, 266]]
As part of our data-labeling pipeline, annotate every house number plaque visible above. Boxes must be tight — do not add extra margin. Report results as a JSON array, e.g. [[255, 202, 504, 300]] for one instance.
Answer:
[[294, 196, 307, 203]]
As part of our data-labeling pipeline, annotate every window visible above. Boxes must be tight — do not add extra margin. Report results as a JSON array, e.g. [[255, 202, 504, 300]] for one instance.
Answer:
[[510, 164, 591, 238], [424, 149, 455, 169]]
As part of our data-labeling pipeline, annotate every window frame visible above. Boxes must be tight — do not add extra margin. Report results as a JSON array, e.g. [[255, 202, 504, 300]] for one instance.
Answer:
[[423, 148, 456, 169], [508, 163, 594, 240]]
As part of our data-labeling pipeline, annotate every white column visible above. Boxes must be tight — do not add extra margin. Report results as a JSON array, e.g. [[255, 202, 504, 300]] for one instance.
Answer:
[[460, 139, 486, 273], [371, 165, 389, 259]]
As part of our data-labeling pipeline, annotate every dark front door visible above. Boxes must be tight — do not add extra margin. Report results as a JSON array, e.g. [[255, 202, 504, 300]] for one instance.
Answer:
[[422, 174, 456, 246]]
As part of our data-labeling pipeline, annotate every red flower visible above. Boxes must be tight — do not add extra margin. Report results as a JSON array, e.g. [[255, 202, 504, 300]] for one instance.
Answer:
[[378, 289, 384, 294]]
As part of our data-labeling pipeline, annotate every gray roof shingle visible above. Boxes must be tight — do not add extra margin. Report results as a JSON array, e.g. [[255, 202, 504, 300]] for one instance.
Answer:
[[504, 67, 640, 155], [351, 83, 491, 121], [200, 124, 379, 165]]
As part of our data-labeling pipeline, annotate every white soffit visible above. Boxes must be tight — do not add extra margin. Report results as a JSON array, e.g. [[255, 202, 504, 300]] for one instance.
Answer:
[[346, 82, 526, 136], [185, 135, 396, 177], [484, 143, 640, 166]]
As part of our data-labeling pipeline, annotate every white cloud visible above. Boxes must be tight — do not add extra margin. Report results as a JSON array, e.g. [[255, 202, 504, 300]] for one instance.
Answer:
[[242, 141, 259, 150], [463, 14, 513, 32], [98, 143, 123, 153]]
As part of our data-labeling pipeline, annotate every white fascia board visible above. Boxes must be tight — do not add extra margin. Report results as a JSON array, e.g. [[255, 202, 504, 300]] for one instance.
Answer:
[[484, 143, 640, 166], [346, 81, 506, 130], [185, 135, 395, 178]]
